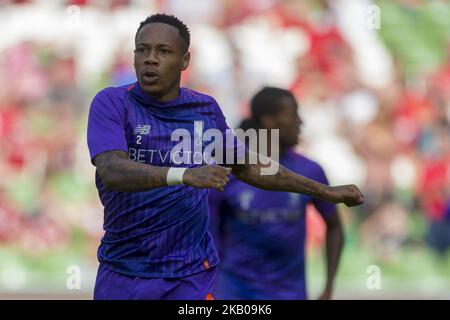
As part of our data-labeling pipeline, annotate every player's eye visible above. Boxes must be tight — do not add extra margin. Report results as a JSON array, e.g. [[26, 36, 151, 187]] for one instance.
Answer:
[[135, 48, 151, 55], [160, 48, 170, 54]]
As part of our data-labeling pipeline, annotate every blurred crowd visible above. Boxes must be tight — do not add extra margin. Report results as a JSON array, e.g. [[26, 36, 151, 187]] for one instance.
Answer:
[[0, 41, 102, 259], [0, 0, 449, 275]]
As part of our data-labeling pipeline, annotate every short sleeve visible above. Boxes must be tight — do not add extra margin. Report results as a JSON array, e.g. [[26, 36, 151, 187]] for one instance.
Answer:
[[311, 165, 337, 218], [87, 89, 128, 164]]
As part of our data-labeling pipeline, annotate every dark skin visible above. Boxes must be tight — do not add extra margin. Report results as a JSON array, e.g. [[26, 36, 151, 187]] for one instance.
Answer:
[[94, 22, 364, 208], [259, 95, 302, 152], [134, 22, 190, 101], [320, 213, 344, 300], [259, 97, 343, 300]]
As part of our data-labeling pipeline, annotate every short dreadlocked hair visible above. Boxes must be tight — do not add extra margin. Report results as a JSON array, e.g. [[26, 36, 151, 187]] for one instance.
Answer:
[[249, 87, 296, 128], [135, 13, 190, 52]]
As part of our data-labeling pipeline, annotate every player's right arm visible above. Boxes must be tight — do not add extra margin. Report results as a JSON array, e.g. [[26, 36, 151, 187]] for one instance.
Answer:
[[94, 150, 168, 191], [88, 89, 231, 193], [93, 150, 231, 192]]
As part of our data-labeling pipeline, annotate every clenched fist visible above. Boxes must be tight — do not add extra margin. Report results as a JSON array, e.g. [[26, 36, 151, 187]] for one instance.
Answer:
[[325, 184, 364, 207], [183, 165, 232, 192]]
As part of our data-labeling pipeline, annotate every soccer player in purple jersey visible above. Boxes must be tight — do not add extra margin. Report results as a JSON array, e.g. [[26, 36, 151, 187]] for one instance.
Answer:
[[209, 87, 344, 300], [87, 14, 363, 300]]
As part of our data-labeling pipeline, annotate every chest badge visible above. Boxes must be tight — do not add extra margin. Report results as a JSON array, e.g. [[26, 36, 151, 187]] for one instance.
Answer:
[[133, 124, 151, 135]]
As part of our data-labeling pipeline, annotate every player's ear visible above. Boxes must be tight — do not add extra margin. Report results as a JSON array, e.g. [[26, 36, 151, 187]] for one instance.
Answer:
[[181, 51, 190, 71]]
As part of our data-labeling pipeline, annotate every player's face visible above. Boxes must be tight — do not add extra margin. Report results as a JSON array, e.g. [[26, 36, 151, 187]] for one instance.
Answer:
[[273, 96, 302, 148], [134, 23, 190, 101]]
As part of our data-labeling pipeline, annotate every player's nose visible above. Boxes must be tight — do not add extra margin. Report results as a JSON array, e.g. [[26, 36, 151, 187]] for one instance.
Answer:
[[144, 51, 159, 65]]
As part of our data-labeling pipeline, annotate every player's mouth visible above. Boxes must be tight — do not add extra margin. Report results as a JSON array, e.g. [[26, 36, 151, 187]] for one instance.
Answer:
[[141, 70, 160, 84]]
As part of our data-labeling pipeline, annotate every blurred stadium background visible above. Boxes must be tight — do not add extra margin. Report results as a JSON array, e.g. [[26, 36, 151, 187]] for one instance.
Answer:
[[0, 0, 449, 299]]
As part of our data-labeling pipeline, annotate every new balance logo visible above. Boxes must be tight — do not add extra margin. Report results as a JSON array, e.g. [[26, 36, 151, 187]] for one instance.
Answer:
[[134, 125, 151, 135]]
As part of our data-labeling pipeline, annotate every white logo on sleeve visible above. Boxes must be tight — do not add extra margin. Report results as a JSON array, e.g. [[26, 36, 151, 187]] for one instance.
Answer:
[[239, 191, 254, 210], [289, 193, 301, 207], [134, 125, 151, 135]]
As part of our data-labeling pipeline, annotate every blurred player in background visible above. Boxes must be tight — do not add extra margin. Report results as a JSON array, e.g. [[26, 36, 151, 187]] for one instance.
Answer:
[[209, 87, 344, 300], [87, 14, 363, 300]]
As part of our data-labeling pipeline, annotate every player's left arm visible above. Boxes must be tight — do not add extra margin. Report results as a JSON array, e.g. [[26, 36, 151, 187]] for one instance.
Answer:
[[228, 151, 364, 207], [319, 210, 344, 300], [310, 164, 344, 300], [212, 102, 362, 206]]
